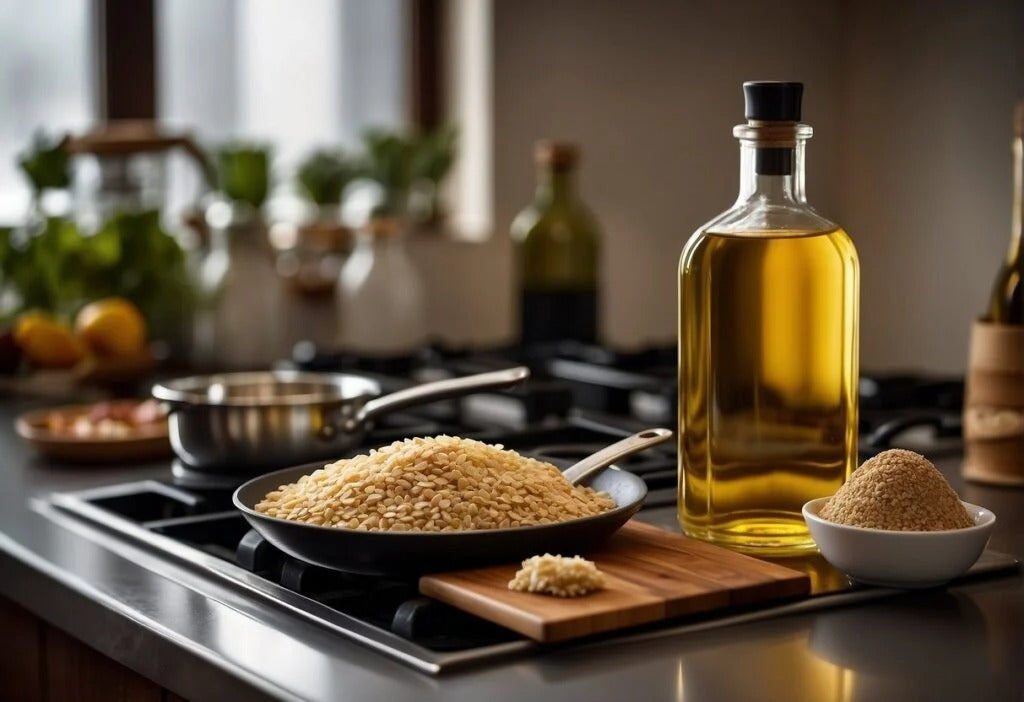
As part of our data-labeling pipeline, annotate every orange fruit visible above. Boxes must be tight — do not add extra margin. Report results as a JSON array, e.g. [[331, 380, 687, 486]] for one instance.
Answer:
[[74, 297, 147, 358], [14, 312, 87, 368]]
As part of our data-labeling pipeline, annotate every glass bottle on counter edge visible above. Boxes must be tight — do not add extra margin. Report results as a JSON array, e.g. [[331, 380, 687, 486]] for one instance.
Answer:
[[986, 100, 1024, 325], [335, 215, 428, 355], [192, 198, 291, 370], [511, 141, 600, 346], [677, 81, 860, 555]]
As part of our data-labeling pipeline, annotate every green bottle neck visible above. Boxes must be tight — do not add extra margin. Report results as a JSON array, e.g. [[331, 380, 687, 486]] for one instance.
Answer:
[[534, 166, 576, 208], [1010, 138, 1023, 264]]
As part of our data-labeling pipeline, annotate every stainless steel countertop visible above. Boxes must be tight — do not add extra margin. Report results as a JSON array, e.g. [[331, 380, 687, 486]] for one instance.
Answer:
[[1, 394, 1022, 702]]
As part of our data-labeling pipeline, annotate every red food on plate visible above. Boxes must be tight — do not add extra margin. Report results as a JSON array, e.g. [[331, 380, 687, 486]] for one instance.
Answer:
[[47, 399, 167, 438]]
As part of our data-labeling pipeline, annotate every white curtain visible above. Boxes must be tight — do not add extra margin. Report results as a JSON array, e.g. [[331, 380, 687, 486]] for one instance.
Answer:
[[0, 0, 94, 224], [158, 0, 409, 216]]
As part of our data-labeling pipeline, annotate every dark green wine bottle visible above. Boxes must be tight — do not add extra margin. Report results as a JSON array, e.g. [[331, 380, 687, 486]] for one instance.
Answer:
[[511, 141, 600, 345], [987, 101, 1024, 325]]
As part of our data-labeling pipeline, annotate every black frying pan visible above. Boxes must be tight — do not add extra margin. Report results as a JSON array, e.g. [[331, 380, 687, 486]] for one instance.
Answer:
[[233, 459, 649, 577]]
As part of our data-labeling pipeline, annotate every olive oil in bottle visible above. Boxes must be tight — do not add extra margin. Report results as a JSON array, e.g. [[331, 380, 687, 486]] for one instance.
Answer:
[[678, 82, 859, 554], [511, 141, 600, 345], [986, 100, 1024, 324]]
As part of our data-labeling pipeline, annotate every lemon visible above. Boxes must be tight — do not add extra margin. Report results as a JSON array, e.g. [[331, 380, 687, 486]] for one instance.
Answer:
[[74, 297, 147, 358], [14, 312, 87, 369]]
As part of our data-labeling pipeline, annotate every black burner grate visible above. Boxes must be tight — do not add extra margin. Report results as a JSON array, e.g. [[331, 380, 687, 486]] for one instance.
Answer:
[[127, 488, 523, 651]]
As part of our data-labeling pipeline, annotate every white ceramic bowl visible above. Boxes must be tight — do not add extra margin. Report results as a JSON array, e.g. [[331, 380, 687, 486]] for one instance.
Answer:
[[802, 498, 996, 588]]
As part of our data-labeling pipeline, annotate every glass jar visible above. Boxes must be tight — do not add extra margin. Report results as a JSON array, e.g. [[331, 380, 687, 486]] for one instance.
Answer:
[[335, 216, 427, 355], [192, 198, 291, 369], [677, 82, 860, 554]]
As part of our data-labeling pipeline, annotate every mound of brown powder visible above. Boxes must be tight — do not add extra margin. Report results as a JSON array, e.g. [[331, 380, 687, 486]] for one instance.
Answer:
[[820, 449, 974, 531]]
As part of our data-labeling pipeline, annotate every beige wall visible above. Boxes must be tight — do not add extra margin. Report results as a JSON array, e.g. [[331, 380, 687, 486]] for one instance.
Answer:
[[423, 0, 1022, 373], [836, 0, 1023, 372], [492, 0, 845, 350]]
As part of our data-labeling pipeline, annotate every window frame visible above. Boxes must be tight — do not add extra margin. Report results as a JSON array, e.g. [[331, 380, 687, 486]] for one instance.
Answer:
[[97, 0, 442, 128]]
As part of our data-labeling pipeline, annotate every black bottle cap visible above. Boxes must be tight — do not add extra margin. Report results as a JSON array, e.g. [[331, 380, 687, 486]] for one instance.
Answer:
[[743, 81, 803, 121]]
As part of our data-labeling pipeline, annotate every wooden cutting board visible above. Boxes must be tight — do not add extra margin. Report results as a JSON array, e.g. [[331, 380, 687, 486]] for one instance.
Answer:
[[419, 521, 809, 643]]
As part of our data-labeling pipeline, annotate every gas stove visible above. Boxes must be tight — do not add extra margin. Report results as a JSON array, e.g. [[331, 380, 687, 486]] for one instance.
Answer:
[[289, 339, 967, 457], [41, 343, 1005, 674]]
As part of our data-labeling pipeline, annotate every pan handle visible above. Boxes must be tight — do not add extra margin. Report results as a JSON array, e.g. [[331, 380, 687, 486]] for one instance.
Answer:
[[562, 427, 674, 486], [348, 366, 531, 429]]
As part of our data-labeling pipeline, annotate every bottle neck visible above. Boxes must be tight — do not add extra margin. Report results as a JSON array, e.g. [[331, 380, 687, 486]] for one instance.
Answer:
[[535, 166, 575, 207], [737, 140, 808, 204], [1010, 137, 1023, 263]]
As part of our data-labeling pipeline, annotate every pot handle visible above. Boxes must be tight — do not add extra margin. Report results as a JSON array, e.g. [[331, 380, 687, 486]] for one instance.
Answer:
[[562, 427, 673, 486], [350, 366, 530, 429], [151, 383, 183, 413]]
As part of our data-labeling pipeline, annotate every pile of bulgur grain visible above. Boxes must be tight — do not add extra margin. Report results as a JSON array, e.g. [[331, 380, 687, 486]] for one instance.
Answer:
[[820, 449, 974, 531], [254, 435, 616, 532], [508, 554, 606, 597]]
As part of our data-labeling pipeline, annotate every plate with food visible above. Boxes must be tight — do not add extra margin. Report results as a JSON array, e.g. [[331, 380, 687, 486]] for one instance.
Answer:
[[233, 429, 672, 576], [16, 398, 172, 463]]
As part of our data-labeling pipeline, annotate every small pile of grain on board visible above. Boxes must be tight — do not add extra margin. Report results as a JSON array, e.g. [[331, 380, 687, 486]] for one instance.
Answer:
[[820, 449, 974, 531], [254, 435, 616, 532], [508, 554, 606, 597]]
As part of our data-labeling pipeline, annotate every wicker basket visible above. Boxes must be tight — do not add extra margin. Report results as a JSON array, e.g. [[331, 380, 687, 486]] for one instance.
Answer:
[[963, 320, 1024, 485]]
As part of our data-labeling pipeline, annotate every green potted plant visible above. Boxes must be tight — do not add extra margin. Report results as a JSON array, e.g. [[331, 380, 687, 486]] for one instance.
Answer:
[[358, 125, 457, 228], [297, 148, 359, 209], [282, 148, 362, 295], [409, 124, 457, 227], [17, 131, 71, 224], [216, 142, 271, 216]]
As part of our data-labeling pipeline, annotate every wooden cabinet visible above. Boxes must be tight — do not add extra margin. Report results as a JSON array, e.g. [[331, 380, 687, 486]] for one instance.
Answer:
[[0, 594, 42, 702], [0, 595, 185, 702]]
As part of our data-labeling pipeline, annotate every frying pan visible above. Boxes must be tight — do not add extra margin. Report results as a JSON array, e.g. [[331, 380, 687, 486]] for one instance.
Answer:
[[232, 429, 672, 576], [152, 366, 529, 472]]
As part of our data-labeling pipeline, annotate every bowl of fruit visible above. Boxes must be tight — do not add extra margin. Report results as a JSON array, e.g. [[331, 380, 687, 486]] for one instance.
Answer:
[[1, 296, 155, 395]]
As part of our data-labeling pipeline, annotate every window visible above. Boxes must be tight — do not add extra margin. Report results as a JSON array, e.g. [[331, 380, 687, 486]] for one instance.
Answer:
[[0, 0, 95, 224], [157, 0, 410, 215], [0, 0, 492, 239]]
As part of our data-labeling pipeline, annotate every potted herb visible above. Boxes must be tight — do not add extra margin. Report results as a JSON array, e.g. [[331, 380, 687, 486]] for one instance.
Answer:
[[358, 125, 457, 227], [200, 140, 274, 305], [17, 131, 71, 223], [19, 131, 71, 193], [216, 142, 271, 215], [297, 149, 359, 209], [409, 124, 457, 227], [282, 149, 361, 296], [360, 129, 418, 218]]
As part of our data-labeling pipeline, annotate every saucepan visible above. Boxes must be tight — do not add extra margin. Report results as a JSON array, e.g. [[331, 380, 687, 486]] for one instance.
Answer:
[[232, 427, 673, 576], [152, 366, 529, 472]]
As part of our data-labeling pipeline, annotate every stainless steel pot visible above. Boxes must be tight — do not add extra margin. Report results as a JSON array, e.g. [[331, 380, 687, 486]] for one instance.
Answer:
[[152, 366, 529, 472]]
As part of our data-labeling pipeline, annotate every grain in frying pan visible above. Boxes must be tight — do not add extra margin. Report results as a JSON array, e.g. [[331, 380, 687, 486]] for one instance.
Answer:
[[253, 435, 616, 531]]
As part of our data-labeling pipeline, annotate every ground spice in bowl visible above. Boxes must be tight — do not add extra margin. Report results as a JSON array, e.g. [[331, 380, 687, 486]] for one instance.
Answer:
[[820, 449, 974, 531]]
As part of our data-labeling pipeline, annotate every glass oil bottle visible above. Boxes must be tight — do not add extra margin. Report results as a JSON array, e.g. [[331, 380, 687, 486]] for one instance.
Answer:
[[677, 82, 859, 554], [511, 141, 600, 345]]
